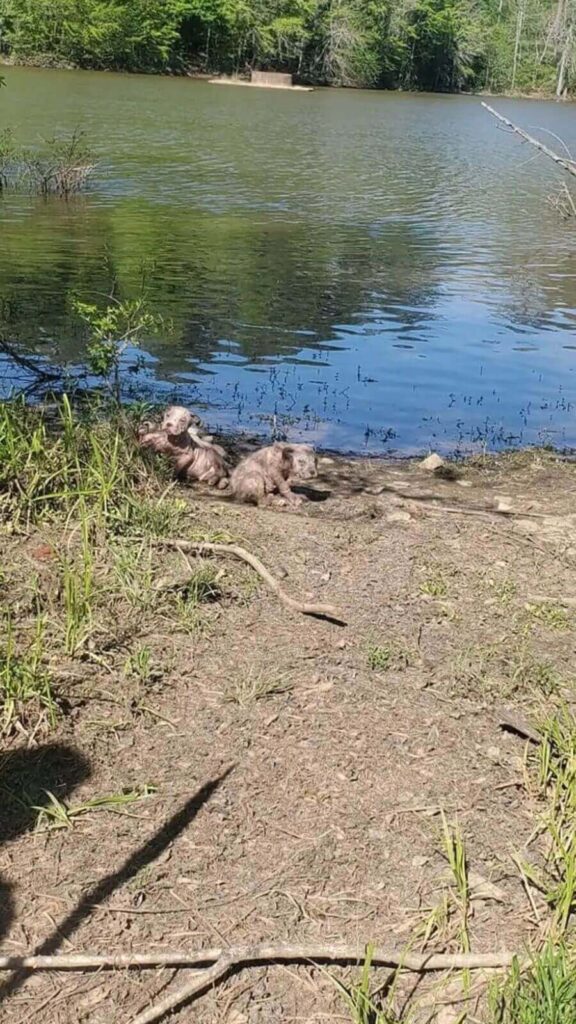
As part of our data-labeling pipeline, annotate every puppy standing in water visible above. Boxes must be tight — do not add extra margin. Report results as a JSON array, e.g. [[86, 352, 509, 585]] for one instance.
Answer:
[[138, 405, 229, 488], [230, 442, 317, 507]]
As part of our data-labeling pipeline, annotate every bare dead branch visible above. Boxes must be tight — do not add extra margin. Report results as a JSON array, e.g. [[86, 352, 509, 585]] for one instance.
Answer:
[[481, 102, 576, 178], [129, 944, 518, 1024], [0, 942, 519, 1024], [157, 539, 345, 622]]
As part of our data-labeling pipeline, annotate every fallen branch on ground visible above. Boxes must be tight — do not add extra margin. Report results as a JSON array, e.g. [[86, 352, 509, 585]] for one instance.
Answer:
[[499, 711, 542, 745], [0, 943, 519, 1024], [481, 102, 576, 178], [526, 593, 576, 607], [0, 943, 517, 974], [128, 944, 518, 1024], [157, 539, 345, 622]]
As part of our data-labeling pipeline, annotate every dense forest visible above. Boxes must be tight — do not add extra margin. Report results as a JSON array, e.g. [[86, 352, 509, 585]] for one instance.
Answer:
[[0, 0, 574, 95]]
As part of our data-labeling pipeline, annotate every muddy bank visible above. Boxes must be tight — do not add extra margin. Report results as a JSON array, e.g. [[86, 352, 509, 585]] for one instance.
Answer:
[[1, 444, 575, 1022]]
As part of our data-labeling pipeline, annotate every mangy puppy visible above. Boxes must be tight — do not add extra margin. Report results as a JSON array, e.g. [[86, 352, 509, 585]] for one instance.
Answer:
[[138, 405, 228, 488], [230, 442, 317, 506]]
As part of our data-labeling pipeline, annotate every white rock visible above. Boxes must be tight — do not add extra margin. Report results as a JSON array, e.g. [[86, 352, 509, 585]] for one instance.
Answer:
[[420, 452, 445, 471], [386, 510, 412, 524], [494, 494, 513, 513], [412, 854, 428, 868]]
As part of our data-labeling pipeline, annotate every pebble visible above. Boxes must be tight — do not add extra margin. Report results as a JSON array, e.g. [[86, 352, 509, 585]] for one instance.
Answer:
[[494, 494, 513, 512], [386, 510, 412, 524], [515, 518, 540, 534], [411, 854, 428, 868], [420, 452, 445, 471]]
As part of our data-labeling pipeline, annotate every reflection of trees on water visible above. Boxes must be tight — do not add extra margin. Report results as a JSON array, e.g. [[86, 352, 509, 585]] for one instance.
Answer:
[[0, 200, 446, 375]]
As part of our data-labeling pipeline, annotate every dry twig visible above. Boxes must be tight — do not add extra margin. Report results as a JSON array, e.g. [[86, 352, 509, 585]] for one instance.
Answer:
[[157, 539, 345, 622], [0, 943, 518, 1024], [481, 102, 576, 178]]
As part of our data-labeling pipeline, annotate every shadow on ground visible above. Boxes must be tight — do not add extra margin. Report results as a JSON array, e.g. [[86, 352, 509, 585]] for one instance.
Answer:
[[0, 743, 92, 947]]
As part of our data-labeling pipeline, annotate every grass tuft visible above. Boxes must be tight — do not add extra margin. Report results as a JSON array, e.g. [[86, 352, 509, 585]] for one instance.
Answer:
[[0, 616, 55, 735], [489, 943, 576, 1024], [34, 784, 157, 830], [223, 668, 291, 707]]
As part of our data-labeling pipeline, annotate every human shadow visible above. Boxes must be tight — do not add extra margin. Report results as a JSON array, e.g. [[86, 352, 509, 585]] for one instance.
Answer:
[[0, 765, 233, 1005], [0, 743, 92, 949]]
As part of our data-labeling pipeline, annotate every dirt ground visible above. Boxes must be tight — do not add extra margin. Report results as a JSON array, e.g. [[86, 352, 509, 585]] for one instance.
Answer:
[[1, 448, 576, 1023]]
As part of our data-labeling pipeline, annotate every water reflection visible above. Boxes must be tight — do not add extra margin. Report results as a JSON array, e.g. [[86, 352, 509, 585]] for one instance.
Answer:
[[1, 71, 576, 452]]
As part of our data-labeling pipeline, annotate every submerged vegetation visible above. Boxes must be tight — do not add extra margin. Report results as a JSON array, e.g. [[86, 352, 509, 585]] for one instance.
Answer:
[[0, 126, 95, 195], [0, 0, 574, 95]]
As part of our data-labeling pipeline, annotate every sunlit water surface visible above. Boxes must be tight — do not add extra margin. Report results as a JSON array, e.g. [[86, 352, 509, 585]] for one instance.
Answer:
[[1, 67, 576, 452]]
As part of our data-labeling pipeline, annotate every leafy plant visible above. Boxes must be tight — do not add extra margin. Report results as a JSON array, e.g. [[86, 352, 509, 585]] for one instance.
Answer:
[[73, 296, 161, 399], [35, 784, 157, 830]]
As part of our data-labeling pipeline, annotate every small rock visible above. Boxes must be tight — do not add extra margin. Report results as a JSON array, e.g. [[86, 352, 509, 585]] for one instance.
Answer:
[[494, 494, 513, 513], [457, 479, 473, 487], [227, 1012, 248, 1024], [515, 518, 540, 535], [469, 870, 506, 902], [315, 681, 334, 693], [386, 510, 412, 524], [436, 1007, 465, 1024], [420, 452, 445, 471], [411, 854, 428, 868], [486, 745, 501, 762]]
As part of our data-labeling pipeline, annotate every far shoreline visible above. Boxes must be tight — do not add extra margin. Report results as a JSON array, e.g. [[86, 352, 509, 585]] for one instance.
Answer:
[[1, 57, 573, 103]]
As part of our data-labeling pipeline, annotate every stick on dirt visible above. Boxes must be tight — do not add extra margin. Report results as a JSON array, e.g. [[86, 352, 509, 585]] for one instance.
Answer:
[[0, 944, 518, 1024], [129, 944, 518, 1024], [0, 942, 517, 975], [158, 539, 345, 622], [481, 101, 576, 178]]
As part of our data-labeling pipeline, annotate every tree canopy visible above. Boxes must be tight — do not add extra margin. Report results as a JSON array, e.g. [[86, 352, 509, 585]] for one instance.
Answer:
[[0, 0, 574, 94]]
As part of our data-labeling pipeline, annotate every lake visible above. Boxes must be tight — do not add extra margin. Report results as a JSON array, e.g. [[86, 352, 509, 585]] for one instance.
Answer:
[[1, 66, 576, 454]]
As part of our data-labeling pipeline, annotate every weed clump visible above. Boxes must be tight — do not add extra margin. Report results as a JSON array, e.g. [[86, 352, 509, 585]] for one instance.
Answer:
[[0, 617, 55, 736], [0, 396, 168, 527], [489, 943, 576, 1024]]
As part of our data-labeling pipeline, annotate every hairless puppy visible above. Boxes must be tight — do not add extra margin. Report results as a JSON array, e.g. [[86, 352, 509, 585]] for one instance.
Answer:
[[230, 442, 317, 506]]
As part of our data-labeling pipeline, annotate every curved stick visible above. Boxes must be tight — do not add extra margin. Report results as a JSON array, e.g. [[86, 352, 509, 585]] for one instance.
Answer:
[[130, 943, 517, 1024], [159, 539, 345, 622], [132, 953, 234, 1024]]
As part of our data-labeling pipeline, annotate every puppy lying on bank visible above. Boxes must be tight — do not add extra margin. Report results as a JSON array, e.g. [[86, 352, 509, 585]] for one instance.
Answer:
[[230, 442, 317, 506], [138, 405, 229, 488]]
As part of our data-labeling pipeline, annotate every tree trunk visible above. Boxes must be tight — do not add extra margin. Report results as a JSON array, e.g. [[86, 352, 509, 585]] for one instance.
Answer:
[[512, 0, 525, 90]]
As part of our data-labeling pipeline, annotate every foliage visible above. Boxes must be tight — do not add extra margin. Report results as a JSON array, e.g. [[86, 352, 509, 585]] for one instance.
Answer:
[[0, 127, 95, 195], [73, 296, 161, 398], [489, 943, 576, 1024], [0, 0, 574, 93]]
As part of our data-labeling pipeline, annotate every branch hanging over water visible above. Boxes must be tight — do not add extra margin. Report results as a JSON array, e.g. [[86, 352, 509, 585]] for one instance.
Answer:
[[481, 102, 576, 179]]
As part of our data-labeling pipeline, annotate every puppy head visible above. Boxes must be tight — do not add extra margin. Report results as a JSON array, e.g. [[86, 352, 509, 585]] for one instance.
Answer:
[[161, 405, 193, 436], [283, 443, 317, 481]]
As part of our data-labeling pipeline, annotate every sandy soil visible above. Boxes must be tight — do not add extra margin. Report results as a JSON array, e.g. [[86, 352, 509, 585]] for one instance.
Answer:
[[1, 449, 576, 1023]]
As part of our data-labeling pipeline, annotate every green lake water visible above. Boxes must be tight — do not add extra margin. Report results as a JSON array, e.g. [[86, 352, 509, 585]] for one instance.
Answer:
[[1, 66, 576, 452]]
